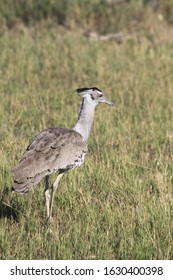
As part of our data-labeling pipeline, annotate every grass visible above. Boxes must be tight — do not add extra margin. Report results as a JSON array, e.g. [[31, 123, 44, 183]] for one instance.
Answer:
[[0, 0, 173, 32], [0, 3, 173, 259]]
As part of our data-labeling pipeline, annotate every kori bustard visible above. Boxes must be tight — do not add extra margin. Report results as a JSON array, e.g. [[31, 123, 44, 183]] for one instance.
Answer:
[[12, 87, 113, 222]]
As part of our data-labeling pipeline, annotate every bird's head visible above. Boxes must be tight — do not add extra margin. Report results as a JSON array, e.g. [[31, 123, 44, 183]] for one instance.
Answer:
[[76, 87, 114, 107]]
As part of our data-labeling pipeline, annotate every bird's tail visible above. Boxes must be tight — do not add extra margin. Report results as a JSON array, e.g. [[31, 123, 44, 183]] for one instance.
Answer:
[[12, 170, 48, 194]]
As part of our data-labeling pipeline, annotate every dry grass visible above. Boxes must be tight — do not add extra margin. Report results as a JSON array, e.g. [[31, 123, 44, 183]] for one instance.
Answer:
[[0, 3, 173, 259]]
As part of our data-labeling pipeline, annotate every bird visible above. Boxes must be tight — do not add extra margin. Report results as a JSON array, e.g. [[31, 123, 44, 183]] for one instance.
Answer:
[[12, 87, 113, 222]]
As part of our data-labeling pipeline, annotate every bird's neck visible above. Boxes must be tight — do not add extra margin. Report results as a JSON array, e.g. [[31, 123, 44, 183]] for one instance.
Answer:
[[73, 98, 96, 141]]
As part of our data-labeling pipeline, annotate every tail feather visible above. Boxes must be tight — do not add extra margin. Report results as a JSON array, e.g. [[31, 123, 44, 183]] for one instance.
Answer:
[[12, 170, 48, 193]]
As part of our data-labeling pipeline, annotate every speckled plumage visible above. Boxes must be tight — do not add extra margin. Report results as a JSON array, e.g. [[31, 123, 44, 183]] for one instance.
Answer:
[[12, 128, 87, 193], [12, 87, 113, 221]]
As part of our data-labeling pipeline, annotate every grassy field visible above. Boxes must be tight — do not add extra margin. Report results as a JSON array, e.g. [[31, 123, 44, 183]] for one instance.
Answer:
[[0, 1, 173, 260]]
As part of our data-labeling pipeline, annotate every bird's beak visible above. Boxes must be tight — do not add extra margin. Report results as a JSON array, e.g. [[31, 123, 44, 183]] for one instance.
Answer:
[[100, 96, 114, 106]]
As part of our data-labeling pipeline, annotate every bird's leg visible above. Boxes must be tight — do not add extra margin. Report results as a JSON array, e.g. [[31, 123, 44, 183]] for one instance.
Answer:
[[44, 175, 50, 219], [48, 172, 64, 222]]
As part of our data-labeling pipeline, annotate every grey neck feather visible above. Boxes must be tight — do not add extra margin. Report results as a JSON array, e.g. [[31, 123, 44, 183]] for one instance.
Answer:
[[73, 97, 96, 141]]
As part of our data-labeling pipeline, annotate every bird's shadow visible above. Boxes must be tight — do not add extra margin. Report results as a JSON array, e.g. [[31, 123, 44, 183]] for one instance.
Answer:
[[0, 200, 19, 222], [0, 184, 21, 222]]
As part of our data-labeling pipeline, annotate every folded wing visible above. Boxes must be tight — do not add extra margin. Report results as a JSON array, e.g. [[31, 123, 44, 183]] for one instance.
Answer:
[[12, 128, 87, 193]]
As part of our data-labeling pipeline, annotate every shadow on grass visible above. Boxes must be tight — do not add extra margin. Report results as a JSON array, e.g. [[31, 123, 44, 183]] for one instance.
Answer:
[[0, 200, 20, 221], [0, 186, 22, 222]]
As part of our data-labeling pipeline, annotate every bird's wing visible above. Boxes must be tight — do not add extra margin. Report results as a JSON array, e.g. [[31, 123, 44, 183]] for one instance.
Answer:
[[12, 128, 87, 193]]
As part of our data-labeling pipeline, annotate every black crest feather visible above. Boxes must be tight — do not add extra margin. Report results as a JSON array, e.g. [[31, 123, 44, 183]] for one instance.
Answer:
[[76, 87, 102, 93]]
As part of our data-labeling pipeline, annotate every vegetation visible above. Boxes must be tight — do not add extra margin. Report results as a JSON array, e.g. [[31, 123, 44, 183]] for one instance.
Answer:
[[0, 0, 173, 32], [0, 0, 173, 259]]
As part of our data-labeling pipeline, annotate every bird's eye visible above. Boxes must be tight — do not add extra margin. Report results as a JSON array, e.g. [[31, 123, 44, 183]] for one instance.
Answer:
[[99, 94, 103, 98]]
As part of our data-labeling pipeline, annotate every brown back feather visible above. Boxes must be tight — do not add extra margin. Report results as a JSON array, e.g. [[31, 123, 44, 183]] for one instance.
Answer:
[[12, 128, 87, 193]]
